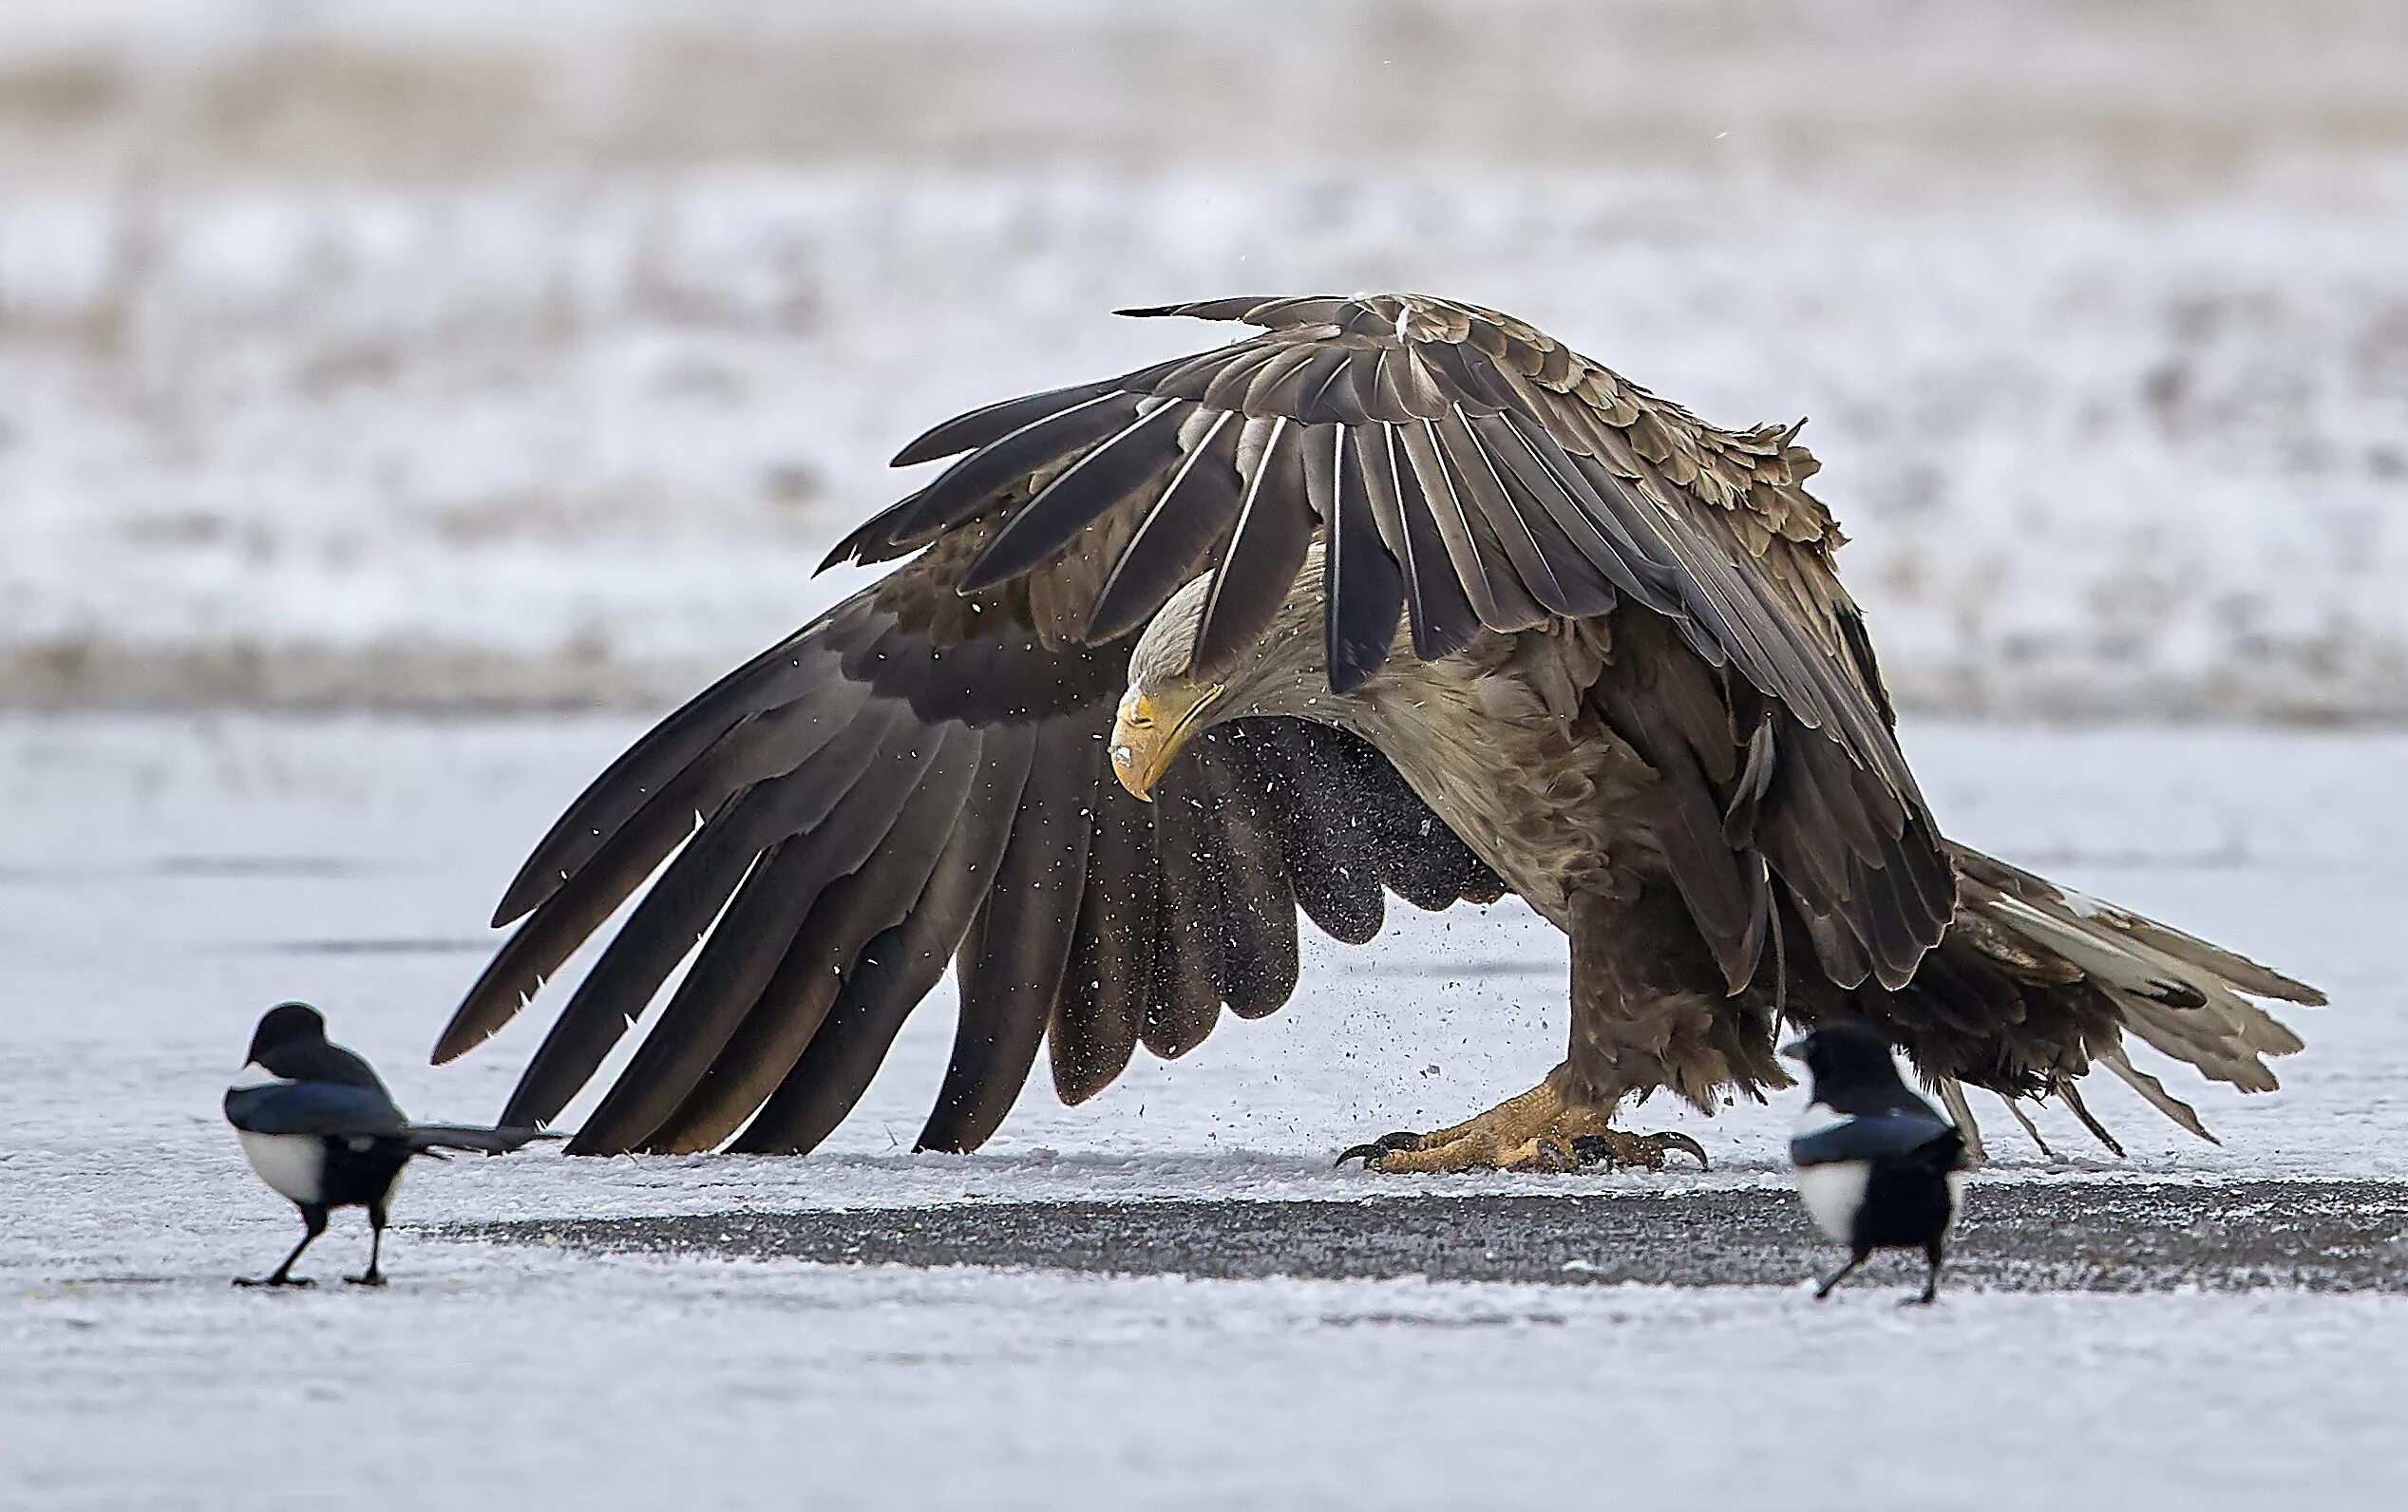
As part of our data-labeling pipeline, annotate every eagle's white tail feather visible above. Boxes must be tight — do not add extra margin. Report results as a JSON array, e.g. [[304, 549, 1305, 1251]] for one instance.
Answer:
[[1950, 844, 2319, 1144], [1995, 1090, 2056, 1159], [2095, 1041, 2219, 1144], [2088, 904, 2323, 1006], [1929, 1075, 1987, 1163]]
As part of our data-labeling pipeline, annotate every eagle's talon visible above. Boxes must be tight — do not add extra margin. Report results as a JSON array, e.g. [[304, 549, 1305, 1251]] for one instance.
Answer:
[[1655, 1131, 1710, 1170], [1567, 1134, 1621, 1167], [1507, 1136, 1583, 1174], [1335, 1131, 1422, 1168], [1337, 1083, 1713, 1176], [1568, 1129, 1710, 1171]]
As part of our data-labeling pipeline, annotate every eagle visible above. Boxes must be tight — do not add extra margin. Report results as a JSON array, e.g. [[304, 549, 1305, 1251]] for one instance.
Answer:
[[432, 293, 2321, 1171]]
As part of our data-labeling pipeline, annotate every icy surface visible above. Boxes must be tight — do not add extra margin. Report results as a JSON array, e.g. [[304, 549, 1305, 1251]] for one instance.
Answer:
[[1, 715, 2403, 1505]]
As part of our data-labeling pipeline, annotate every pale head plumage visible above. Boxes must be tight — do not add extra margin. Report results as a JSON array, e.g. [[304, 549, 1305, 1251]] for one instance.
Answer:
[[1127, 544, 1334, 706], [1113, 547, 1344, 800]]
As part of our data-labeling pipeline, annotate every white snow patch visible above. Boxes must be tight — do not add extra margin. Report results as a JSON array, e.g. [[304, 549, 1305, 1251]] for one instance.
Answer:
[[0, 714, 2400, 1506], [2, 5, 2407, 717]]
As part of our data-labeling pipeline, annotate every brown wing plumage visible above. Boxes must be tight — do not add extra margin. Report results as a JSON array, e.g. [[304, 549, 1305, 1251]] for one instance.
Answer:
[[433, 507, 1503, 1155], [442, 292, 1959, 1152], [848, 294, 1879, 753], [440, 292, 2316, 1157], [831, 293, 1952, 996]]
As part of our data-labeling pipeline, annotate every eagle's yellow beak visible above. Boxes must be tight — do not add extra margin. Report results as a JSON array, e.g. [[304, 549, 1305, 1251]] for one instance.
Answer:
[[1109, 683, 1222, 802]]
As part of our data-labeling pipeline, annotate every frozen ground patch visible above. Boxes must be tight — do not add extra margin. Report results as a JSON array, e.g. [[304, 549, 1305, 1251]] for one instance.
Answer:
[[13, 1259, 2408, 1512], [0, 714, 2402, 1505], [455, 1183, 2408, 1294]]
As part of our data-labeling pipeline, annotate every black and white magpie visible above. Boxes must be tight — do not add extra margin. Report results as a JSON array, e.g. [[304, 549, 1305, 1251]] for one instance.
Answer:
[[224, 1002, 553, 1288], [1782, 1020, 1968, 1305]]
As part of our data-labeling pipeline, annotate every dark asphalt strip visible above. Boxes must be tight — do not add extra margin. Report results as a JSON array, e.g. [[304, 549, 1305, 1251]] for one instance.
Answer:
[[446, 1180, 2408, 1293]]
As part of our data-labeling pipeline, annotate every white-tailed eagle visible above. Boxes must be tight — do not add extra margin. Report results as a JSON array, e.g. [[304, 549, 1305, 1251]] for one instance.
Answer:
[[434, 293, 2320, 1170]]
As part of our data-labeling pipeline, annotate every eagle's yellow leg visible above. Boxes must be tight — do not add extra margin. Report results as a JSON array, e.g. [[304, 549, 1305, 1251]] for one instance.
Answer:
[[1337, 1068, 1708, 1174]]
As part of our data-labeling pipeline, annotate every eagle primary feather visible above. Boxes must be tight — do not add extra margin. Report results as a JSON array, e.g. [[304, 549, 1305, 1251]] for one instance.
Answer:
[[436, 293, 2320, 1166]]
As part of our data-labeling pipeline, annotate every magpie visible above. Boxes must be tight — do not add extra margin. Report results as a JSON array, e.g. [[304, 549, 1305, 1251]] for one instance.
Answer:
[[224, 1002, 554, 1288], [1782, 1020, 1968, 1305]]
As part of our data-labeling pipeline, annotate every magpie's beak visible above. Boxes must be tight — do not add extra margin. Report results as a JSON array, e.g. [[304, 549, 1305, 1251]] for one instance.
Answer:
[[1778, 1036, 1809, 1063]]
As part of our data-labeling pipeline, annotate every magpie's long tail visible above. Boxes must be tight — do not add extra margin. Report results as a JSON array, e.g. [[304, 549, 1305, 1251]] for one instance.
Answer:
[[1941, 842, 2322, 1145], [405, 1124, 561, 1155]]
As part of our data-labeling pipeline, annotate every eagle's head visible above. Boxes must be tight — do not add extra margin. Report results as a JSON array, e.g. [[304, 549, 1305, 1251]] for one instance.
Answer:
[[1109, 546, 1334, 801]]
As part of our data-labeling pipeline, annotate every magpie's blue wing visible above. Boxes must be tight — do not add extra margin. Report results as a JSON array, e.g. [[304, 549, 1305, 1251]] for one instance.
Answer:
[[1791, 1107, 1959, 1167], [225, 1080, 408, 1138]]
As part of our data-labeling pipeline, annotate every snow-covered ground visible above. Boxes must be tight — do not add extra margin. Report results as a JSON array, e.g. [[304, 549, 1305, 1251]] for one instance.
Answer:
[[3, 1, 2407, 717], [2, 715, 2402, 1507]]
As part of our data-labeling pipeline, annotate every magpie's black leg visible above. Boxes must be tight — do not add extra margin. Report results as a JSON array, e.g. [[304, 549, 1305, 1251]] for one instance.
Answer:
[[238, 1205, 327, 1288], [347, 1202, 390, 1287], [1900, 1241, 1944, 1307], [1812, 1250, 1867, 1300]]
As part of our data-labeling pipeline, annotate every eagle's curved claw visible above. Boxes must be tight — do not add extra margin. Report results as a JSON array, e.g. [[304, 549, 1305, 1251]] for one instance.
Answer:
[[1335, 1131, 1422, 1167], [1659, 1131, 1711, 1169], [1571, 1130, 1710, 1171], [1337, 1080, 1716, 1174]]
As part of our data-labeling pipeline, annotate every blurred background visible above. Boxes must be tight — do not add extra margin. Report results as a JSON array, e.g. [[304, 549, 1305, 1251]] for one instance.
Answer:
[[2, 0, 2404, 719]]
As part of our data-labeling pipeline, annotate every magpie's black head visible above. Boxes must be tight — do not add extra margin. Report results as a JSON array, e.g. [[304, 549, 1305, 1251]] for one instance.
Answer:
[[1780, 1020, 1909, 1101], [246, 1001, 328, 1063]]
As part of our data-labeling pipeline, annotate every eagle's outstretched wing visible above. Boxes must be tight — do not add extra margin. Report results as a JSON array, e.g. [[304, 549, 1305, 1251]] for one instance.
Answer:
[[433, 513, 1502, 1156], [436, 292, 1949, 1153], [835, 293, 1951, 992]]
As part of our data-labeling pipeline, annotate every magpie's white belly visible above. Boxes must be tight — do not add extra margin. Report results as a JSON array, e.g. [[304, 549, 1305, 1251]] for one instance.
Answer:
[[238, 1131, 325, 1204], [1795, 1160, 1869, 1243]]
